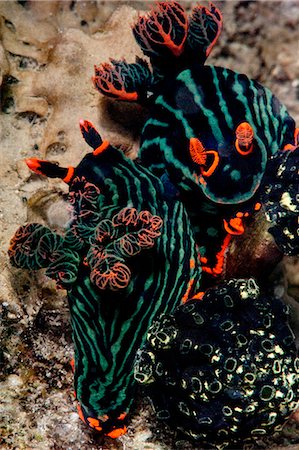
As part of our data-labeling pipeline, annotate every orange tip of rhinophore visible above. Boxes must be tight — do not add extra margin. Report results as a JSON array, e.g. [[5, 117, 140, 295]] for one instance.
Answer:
[[107, 426, 127, 439], [25, 158, 42, 172], [79, 119, 90, 132]]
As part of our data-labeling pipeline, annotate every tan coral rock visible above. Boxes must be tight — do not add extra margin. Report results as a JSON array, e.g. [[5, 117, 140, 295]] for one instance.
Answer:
[[9, 6, 142, 168], [0, 42, 9, 85], [0, 2, 58, 64]]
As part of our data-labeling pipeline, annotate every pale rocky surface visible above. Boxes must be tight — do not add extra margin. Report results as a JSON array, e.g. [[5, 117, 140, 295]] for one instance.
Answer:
[[0, 1, 299, 449]]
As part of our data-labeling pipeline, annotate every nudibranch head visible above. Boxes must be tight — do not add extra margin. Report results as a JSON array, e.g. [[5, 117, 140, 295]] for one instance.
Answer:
[[135, 279, 299, 447]]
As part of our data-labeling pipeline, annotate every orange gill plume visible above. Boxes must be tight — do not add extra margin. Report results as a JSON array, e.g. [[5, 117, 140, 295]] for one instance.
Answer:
[[235, 122, 254, 155], [133, 2, 188, 58], [93, 62, 138, 102]]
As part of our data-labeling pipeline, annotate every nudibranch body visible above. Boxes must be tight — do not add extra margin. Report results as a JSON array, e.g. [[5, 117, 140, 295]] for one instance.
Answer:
[[139, 64, 298, 274], [9, 122, 202, 436], [93, 1, 298, 276], [135, 279, 299, 448]]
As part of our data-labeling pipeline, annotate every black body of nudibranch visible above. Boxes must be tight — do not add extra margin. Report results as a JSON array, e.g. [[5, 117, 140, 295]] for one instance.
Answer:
[[134, 279, 299, 448], [93, 1, 299, 280], [9, 121, 202, 437]]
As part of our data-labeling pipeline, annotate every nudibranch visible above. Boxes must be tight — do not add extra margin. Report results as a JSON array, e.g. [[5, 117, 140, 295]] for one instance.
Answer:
[[94, 1, 299, 278], [9, 121, 202, 437], [135, 279, 299, 448]]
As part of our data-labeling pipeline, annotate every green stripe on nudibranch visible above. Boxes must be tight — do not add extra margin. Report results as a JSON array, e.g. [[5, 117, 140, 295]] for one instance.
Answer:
[[210, 66, 234, 130], [177, 69, 225, 144], [155, 94, 194, 138]]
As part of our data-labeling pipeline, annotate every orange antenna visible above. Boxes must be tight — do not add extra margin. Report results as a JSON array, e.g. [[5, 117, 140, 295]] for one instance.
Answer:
[[235, 122, 254, 155]]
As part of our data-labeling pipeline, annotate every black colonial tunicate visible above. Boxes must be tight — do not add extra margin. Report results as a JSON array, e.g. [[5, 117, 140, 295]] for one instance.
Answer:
[[262, 147, 299, 255], [134, 278, 299, 448]]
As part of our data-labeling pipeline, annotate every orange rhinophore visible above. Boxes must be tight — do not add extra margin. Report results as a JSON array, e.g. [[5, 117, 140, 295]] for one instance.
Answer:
[[79, 119, 104, 151], [190, 137, 207, 165], [235, 122, 254, 155], [25, 158, 74, 184], [25, 158, 43, 174], [189, 138, 220, 177]]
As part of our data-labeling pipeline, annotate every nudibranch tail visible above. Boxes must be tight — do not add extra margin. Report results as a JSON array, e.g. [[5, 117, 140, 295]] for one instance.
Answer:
[[76, 401, 128, 438]]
